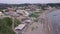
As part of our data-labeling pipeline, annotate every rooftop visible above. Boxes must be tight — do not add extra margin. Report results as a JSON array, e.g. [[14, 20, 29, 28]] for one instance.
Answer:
[[15, 24, 26, 30]]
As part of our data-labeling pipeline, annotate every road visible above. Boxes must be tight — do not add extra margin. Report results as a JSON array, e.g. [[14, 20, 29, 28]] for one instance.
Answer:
[[23, 9, 54, 34], [23, 21, 44, 34], [47, 9, 60, 34]]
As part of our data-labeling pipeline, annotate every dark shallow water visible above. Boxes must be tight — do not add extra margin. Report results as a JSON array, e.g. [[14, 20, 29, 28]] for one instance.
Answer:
[[47, 10, 60, 34]]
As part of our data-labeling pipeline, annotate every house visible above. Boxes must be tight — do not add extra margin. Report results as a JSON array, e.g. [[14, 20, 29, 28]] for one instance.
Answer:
[[17, 7, 25, 10], [0, 12, 4, 16], [2, 9, 6, 12], [16, 9, 29, 17], [4, 7, 19, 16], [24, 19, 33, 24], [15, 24, 26, 30], [36, 9, 42, 11], [15, 24, 26, 34], [19, 17, 33, 24], [25, 9, 31, 11], [3, 8, 15, 15], [0, 12, 5, 18]]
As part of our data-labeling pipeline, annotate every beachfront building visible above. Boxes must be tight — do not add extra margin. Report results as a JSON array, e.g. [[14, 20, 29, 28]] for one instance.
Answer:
[[15, 24, 26, 34], [16, 9, 29, 17]]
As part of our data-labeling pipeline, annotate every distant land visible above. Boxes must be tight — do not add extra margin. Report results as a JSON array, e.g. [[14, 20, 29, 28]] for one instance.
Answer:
[[0, 3, 60, 10]]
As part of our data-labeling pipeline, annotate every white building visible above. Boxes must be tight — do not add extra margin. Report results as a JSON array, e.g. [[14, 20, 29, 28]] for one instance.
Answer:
[[0, 12, 4, 16], [15, 24, 26, 31], [15, 24, 26, 34]]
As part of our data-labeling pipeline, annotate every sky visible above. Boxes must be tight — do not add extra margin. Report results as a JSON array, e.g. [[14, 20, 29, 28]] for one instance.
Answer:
[[0, 0, 60, 4]]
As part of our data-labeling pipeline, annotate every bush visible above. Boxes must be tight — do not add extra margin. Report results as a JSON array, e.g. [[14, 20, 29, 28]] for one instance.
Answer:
[[29, 11, 43, 18], [0, 17, 21, 34]]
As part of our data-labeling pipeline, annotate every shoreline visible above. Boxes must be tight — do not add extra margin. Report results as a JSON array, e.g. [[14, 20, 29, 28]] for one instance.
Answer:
[[39, 8, 58, 34]]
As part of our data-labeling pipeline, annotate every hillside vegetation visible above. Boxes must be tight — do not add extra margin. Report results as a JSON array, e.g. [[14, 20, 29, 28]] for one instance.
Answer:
[[0, 17, 20, 34]]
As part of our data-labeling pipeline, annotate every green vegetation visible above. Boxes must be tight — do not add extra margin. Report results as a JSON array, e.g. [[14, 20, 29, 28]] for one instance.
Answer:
[[36, 26, 38, 29], [31, 27, 35, 31], [29, 11, 43, 18], [29, 13, 39, 18], [31, 26, 38, 31], [34, 19, 38, 22], [14, 18, 21, 27], [0, 17, 20, 34]]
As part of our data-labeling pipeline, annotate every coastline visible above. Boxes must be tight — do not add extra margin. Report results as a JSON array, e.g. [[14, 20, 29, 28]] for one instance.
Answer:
[[39, 8, 58, 34]]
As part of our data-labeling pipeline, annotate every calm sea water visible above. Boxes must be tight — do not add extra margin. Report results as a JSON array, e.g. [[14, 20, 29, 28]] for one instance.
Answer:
[[47, 9, 60, 34]]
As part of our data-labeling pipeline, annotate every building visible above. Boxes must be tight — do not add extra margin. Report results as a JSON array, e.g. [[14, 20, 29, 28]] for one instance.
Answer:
[[15, 24, 26, 30], [3, 7, 20, 17], [0, 12, 5, 18], [0, 12, 4, 16], [25, 9, 31, 11], [16, 9, 29, 17], [15, 24, 26, 34]]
